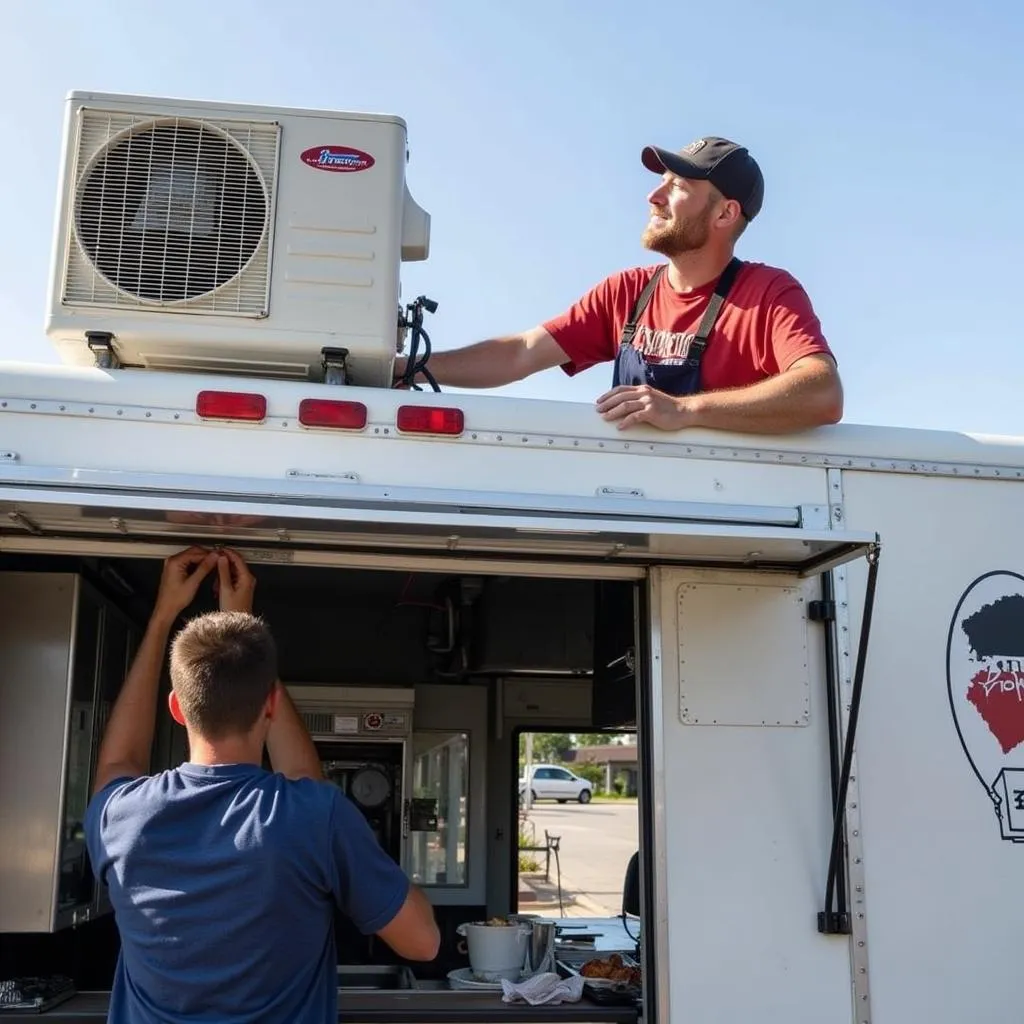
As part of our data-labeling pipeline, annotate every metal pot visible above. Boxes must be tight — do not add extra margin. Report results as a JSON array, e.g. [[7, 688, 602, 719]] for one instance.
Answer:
[[456, 920, 531, 982]]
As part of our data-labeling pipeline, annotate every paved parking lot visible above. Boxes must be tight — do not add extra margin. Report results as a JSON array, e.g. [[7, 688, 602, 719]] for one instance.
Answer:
[[520, 800, 638, 916]]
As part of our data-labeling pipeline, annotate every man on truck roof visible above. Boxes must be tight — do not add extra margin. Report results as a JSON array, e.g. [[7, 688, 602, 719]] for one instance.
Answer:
[[396, 136, 843, 436], [84, 546, 439, 1024]]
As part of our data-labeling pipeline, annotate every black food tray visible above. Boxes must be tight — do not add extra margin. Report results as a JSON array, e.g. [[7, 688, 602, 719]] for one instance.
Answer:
[[555, 952, 642, 1008]]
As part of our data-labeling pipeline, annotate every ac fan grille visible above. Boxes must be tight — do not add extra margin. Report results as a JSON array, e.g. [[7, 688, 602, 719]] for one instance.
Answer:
[[63, 110, 280, 315]]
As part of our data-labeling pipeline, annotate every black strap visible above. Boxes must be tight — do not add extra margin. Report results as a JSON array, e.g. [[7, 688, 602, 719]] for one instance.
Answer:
[[620, 266, 666, 347], [687, 257, 743, 362], [620, 258, 743, 360]]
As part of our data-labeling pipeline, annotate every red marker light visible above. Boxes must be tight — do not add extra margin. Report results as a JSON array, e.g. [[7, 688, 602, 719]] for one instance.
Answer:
[[396, 405, 464, 436], [195, 390, 267, 422], [298, 398, 368, 430]]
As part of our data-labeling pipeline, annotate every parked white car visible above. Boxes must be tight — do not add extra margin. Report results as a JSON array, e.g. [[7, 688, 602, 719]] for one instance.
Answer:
[[518, 764, 593, 804]]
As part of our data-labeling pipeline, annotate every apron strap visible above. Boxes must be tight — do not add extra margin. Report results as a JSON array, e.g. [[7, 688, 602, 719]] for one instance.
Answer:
[[620, 266, 666, 348], [686, 257, 744, 362]]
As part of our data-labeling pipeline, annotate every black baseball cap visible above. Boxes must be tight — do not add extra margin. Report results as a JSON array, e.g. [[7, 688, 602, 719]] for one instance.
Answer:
[[641, 137, 764, 221]]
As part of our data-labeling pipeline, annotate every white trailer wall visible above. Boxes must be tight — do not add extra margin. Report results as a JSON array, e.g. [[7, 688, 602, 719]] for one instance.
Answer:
[[841, 470, 1024, 1024]]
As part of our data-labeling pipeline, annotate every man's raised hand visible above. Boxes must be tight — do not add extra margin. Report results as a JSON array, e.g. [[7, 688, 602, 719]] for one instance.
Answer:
[[153, 547, 218, 626], [215, 548, 257, 614]]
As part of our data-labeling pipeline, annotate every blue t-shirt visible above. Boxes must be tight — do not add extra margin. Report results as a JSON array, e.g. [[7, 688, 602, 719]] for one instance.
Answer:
[[84, 763, 410, 1024]]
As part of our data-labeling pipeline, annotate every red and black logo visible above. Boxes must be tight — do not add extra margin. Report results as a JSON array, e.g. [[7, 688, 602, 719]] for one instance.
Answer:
[[947, 571, 1024, 842], [299, 145, 375, 173]]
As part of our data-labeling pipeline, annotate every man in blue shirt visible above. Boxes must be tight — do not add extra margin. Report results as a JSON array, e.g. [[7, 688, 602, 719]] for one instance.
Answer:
[[85, 546, 439, 1023]]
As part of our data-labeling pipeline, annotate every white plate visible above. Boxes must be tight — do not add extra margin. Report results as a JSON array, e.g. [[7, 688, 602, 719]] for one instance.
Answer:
[[447, 967, 527, 991]]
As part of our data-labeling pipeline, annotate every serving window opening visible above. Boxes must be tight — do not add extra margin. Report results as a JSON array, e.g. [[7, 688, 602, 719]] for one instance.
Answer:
[[0, 549, 655, 1022], [515, 728, 640, 927]]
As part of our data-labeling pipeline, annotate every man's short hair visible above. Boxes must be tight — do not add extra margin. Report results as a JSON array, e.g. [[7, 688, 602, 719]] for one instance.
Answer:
[[170, 612, 279, 739]]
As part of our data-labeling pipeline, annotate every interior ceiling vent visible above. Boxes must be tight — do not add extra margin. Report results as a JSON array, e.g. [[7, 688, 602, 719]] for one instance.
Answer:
[[64, 110, 280, 316], [302, 712, 335, 736]]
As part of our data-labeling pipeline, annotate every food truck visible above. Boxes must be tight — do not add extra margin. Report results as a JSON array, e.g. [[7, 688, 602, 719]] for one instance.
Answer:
[[0, 90, 1021, 1024]]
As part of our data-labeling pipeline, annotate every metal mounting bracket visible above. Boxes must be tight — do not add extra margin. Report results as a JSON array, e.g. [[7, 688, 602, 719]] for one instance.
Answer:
[[321, 347, 351, 386], [85, 331, 120, 370]]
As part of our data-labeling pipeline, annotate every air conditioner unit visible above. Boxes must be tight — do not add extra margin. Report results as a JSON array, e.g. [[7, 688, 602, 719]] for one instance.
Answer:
[[44, 91, 431, 387]]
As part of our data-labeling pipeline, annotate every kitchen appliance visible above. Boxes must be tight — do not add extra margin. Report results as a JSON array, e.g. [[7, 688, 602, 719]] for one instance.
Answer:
[[525, 921, 556, 976], [456, 921, 531, 983], [287, 686, 416, 870], [0, 572, 141, 933]]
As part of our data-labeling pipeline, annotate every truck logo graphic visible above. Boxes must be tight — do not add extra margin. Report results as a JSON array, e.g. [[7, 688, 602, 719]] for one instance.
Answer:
[[947, 571, 1024, 843], [299, 145, 375, 173]]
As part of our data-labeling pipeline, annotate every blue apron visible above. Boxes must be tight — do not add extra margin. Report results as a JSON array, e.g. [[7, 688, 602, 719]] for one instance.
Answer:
[[612, 257, 743, 396]]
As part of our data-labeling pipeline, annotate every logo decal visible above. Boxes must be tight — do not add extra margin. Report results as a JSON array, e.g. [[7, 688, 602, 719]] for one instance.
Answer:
[[947, 571, 1024, 842], [299, 146, 375, 173], [681, 139, 707, 155]]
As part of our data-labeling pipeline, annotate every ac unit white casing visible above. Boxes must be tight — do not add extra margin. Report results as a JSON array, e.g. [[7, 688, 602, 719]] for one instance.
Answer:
[[45, 91, 431, 387]]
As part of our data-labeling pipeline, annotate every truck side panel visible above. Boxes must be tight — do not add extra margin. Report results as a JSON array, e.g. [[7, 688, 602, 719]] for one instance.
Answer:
[[842, 470, 1024, 1023], [0, 403, 828, 513], [652, 564, 853, 1024]]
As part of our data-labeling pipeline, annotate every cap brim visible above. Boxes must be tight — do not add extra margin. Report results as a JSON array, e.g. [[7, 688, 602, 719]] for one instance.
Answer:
[[641, 145, 710, 180]]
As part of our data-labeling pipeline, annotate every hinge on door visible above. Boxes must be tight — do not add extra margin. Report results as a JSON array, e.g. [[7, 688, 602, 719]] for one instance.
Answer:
[[809, 599, 836, 622]]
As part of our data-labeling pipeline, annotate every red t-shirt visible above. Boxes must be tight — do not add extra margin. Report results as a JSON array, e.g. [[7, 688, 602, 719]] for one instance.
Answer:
[[542, 261, 835, 392]]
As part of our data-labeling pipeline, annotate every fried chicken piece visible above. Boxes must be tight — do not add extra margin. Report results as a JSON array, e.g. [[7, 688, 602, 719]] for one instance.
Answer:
[[580, 953, 641, 984], [580, 954, 619, 978]]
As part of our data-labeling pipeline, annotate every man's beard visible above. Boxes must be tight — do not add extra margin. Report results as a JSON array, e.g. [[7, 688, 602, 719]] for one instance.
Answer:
[[641, 200, 713, 256]]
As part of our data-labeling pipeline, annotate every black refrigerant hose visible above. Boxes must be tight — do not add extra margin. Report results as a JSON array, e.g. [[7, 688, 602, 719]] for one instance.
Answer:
[[394, 297, 441, 393], [403, 324, 439, 392]]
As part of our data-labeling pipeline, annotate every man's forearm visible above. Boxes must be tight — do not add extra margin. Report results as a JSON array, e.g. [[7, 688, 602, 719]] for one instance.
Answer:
[[266, 684, 324, 781], [399, 339, 521, 389], [399, 329, 571, 390], [687, 364, 843, 434], [92, 611, 173, 793]]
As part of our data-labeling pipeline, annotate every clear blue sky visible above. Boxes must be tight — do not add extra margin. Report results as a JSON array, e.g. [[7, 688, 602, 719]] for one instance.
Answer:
[[3, 0, 1021, 437]]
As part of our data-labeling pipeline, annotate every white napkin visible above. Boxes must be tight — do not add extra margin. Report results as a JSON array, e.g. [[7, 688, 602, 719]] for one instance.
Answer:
[[500, 971, 584, 1005]]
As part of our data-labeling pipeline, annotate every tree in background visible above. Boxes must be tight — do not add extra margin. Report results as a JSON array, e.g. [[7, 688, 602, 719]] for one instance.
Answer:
[[574, 733, 631, 747], [517, 732, 638, 796], [570, 761, 607, 790], [518, 732, 573, 764], [517, 731, 635, 767]]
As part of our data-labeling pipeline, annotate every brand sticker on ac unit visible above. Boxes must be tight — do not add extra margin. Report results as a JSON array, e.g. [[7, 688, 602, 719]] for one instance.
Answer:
[[300, 145, 375, 173]]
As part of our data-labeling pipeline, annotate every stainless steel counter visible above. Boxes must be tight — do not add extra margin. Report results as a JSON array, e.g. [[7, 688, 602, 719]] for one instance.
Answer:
[[0, 920, 642, 1021], [0, 989, 639, 1023]]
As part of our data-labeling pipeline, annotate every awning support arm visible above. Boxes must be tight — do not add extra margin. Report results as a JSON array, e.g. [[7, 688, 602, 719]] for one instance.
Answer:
[[818, 542, 881, 935], [811, 570, 849, 930]]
